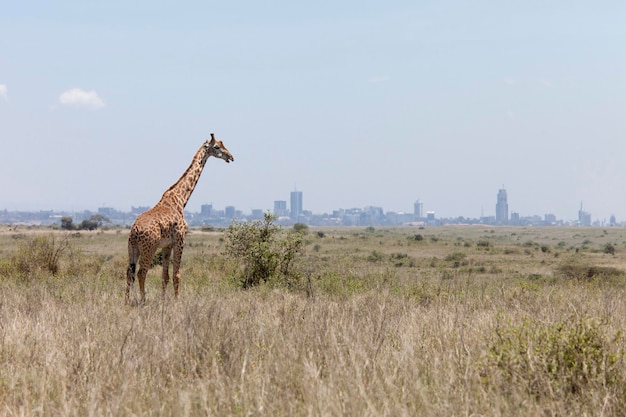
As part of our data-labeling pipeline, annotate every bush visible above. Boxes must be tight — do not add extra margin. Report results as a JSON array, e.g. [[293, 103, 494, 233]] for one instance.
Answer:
[[3, 234, 70, 277], [555, 258, 623, 281], [293, 223, 309, 233], [486, 316, 626, 406], [604, 243, 616, 255], [223, 213, 304, 288], [390, 252, 414, 267], [367, 250, 384, 263], [444, 252, 467, 268]]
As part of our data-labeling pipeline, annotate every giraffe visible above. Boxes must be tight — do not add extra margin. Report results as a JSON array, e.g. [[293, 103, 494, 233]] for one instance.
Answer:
[[126, 134, 234, 303]]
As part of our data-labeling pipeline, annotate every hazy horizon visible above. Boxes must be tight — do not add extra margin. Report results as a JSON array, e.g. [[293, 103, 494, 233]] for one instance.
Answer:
[[2, 2, 626, 222]]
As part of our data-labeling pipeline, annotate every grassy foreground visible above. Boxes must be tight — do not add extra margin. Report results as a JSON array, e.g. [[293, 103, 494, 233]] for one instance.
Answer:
[[1, 225, 626, 416]]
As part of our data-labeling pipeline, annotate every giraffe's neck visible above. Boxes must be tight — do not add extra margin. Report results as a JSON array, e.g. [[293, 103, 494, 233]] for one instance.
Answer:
[[158, 144, 209, 212]]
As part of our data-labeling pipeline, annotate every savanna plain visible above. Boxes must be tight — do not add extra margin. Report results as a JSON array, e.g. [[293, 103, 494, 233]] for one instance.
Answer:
[[2, 224, 626, 417]]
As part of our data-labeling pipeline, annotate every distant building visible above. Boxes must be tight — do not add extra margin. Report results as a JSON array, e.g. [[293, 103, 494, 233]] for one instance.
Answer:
[[273, 200, 288, 217], [414, 199, 423, 218], [98, 207, 117, 217], [131, 206, 150, 215], [495, 188, 508, 224], [578, 203, 591, 226], [225, 206, 236, 219], [200, 204, 213, 217], [251, 209, 264, 219], [610, 215, 617, 226], [290, 191, 303, 220], [544, 213, 556, 224]]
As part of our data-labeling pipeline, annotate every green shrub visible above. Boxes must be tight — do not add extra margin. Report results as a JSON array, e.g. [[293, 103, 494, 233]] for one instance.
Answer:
[[444, 252, 467, 267], [604, 243, 616, 255], [293, 223, 309, 233], [389, 252, 414, 267], [3, 234, 70, 277], [367, 250, 384, 263], [223, 213, 304, 288], [555, 258, 623, 281], [486, 316, 625, 405]]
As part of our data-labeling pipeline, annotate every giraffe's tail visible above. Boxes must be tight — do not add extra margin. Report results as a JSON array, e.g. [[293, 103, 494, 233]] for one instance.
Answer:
[[126, 233, 141, 303]]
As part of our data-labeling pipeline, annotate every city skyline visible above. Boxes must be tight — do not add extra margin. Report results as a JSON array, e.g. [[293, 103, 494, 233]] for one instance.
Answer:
[[0, 187, 618, 223], [1, 186, 619, 226]]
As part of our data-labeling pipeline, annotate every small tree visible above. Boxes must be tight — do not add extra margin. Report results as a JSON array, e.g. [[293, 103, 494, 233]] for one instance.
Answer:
[[78, 214, 111, 231], [60, 217, 75, 230], [293, 223, 309, 233], [223, 212, 304, 288]]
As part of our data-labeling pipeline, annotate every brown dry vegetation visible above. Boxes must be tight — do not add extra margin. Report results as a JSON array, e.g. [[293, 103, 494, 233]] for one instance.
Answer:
[[2, 225, 626, 416]]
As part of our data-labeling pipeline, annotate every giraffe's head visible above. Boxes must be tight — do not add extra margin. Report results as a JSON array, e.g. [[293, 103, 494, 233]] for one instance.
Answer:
[[205, 133, 234, 163]]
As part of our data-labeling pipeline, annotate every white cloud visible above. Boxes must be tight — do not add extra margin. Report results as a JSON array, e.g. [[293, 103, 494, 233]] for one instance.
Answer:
[[0, 84, 7, 101], [503, 78, 517, 86], [59, 88, 105, 109]]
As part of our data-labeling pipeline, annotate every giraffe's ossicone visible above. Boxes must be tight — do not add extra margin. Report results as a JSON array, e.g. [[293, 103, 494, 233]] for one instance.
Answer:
[[126, 134, 234, 304]]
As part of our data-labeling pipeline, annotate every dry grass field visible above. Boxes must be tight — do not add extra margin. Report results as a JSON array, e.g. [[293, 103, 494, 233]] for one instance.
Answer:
[[2, 224, 626, 416]]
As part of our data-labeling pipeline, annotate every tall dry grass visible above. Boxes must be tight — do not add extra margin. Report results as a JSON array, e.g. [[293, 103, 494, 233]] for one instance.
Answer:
[[1, 226, 626, 416]]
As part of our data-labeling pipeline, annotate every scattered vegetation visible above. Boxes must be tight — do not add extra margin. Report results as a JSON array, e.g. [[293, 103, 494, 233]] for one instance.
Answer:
[[1, 225, 626, 416], [60, 214, 111, 231]]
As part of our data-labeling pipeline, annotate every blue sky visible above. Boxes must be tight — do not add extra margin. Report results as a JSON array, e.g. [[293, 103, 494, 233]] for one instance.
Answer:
[[1, 1, 626, 221]]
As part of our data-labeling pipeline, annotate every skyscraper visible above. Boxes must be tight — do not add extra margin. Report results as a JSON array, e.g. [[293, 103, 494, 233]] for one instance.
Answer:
[[414, 199, 423, 218], [578, 202, 591, 226], [496, 188, 508, 224], [290, 191, 303, 220], [273, 200, 287, 217]]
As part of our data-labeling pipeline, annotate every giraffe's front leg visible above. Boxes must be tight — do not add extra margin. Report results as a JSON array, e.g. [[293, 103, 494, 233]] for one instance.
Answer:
[[161, 247, 172, 297]]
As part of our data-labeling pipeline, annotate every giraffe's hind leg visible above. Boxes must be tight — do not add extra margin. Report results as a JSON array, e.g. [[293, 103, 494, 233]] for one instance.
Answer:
[[172, 242, 185, 298], [161, 247, 172, 297]]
